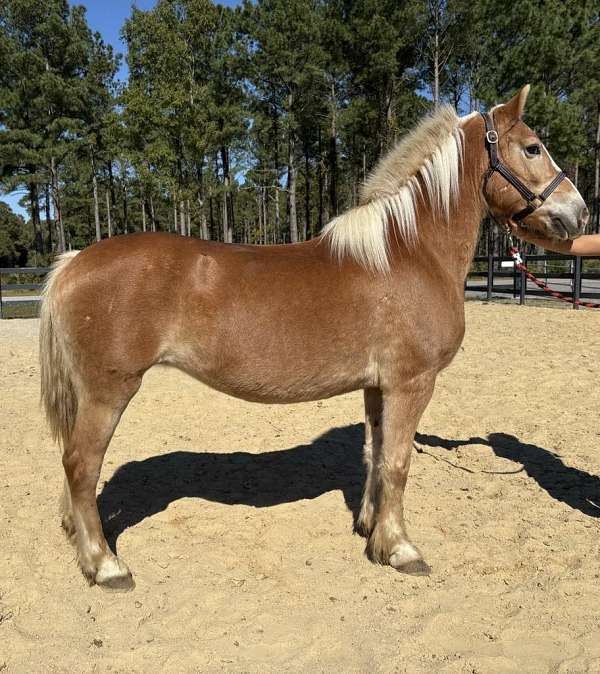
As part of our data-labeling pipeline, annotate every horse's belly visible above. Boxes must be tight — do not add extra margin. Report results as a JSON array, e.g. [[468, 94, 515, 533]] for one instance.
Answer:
[[172, 351, 369, 404]]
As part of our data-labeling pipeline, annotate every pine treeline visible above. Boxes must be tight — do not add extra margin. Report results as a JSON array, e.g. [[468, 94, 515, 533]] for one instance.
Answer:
[[0, 0, 599, 264]]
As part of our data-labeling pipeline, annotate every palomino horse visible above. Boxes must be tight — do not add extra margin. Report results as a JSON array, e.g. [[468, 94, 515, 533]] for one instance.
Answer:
[[40, 85, 588, 590]]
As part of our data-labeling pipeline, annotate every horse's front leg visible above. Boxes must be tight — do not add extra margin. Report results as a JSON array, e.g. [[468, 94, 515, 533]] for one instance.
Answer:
[[356, 387, 383, 536], [366, 373, 436, 575]]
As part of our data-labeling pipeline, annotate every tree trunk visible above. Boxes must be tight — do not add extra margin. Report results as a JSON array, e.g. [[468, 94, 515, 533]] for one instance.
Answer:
[[50, 156, 66, 253], [121, 166, 129, 234], [107, 160, 117, 233], [141, 199, 147, 232], [91, 155, 101, 242], [386, 80, 395, 147], [179, 199, 186, 236], [105, 190, 112, 237], [257, 192, 263, 244], [272, 108, 281, 242], [262, 187, 267, 243], [220, 145, 233, 243], [287, 134, 298, 242], [149, 194, 156, 232], [362, 145, 367, 183], [29, 181, 42, 256], [196, 161, 209, 239], [594, 104, 600, 233], [123, 195, 129, 234], [317, 125, 324, 231], [304, 147, 311, 240], [329, 81, 338, 217], [228, 190, 235, 241], [222, 190, 229, 243], [200, 210, 208, 239], [173, 200, 177, 233], [44, 184, 53, 252], [274, 185, 280, 242], [186, 199, 191, 236], [323, 170, 329, 224], [285, 93, 298, 243], [287, 141, 298, 243]]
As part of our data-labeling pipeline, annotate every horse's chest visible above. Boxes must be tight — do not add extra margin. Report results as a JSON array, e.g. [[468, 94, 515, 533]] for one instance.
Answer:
[[377, 302, 465, 374]]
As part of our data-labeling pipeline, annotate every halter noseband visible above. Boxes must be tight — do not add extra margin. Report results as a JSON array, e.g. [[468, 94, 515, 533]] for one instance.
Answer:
[[480, 111, 566, 222]]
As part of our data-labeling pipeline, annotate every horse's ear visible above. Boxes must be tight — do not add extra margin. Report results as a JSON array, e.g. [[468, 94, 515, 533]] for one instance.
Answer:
[[496, 85, 531, 125]]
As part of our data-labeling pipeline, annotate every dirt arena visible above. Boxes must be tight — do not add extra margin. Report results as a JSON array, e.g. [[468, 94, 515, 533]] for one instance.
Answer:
[[1, 302, 599, 673]]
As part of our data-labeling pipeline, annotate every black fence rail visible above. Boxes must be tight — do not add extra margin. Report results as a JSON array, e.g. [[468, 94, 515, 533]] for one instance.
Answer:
[[466, 253, 600, 308], [0, 266, 49, 318]]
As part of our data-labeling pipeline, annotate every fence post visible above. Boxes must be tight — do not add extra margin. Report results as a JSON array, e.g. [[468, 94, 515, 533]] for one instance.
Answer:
[[486, 225, 492, 301], [519, 252, 527, 305], [573, 255, 582, 310]]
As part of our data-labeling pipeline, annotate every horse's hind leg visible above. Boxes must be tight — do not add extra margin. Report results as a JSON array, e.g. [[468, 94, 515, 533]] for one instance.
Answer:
[[62, 382, 140, 590], [366, 374, 436, 575], [356, 387, 382, 536]]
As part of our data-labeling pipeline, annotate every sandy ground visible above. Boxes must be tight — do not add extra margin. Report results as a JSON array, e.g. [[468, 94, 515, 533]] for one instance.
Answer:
[[1, 302, 599, 674]]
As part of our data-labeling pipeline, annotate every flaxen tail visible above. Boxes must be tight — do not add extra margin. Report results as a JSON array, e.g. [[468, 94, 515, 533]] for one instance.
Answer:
[[39, 251, 80, 446]]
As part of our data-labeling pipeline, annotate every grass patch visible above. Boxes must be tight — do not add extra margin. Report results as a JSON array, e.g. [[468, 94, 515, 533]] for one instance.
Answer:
[[0, 301, 40, 319], [2, 288, 41, 297]]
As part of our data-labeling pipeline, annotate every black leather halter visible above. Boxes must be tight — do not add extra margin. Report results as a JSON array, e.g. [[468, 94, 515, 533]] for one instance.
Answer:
[[480, 111, 566, 222]]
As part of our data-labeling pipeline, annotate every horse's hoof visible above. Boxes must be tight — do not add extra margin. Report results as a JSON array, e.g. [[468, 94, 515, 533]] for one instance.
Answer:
[[389, 542, 430, 575], [95, 557, 135, 592], [98, 573, 135, 592], [394, 559, 431, 576]]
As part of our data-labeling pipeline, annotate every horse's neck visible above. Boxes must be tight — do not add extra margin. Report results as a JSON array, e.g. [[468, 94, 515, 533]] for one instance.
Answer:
[[395, 130, 487, 283], [442, 175, 487, 280], [445, 120, 490, 279]]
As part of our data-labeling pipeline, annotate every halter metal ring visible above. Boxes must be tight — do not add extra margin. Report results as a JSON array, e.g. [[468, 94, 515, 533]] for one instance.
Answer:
[[486, 129, 499, 144]]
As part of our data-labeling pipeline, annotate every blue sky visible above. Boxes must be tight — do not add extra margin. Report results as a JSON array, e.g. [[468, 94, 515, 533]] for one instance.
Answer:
[[82, 0, 240, 79], [81, 0, 157, 80], [2, 0, 240, 217]]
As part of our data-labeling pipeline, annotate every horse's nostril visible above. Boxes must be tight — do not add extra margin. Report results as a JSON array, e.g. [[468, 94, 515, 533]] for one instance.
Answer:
[[579, 205, 590, 227]]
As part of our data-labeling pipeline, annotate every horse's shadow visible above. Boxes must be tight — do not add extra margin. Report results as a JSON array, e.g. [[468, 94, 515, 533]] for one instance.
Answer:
[[98, 424, 366, 551], [98, 425, 600, 553], [416, 431, 600, 517]]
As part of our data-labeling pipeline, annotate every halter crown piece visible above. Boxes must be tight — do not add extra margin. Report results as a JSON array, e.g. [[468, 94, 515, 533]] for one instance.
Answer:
[[480, 112, 566, 222]]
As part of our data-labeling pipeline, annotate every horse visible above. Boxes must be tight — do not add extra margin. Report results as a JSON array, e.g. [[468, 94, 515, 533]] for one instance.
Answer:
[[40, 85, 588, 590]]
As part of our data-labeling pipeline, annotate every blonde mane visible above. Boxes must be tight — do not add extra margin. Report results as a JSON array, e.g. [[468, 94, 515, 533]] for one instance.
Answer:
[[322, 105, 464, 272]]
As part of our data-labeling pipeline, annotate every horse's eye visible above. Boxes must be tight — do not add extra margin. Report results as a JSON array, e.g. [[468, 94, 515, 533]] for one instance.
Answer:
[[525, 144, 541, 156]]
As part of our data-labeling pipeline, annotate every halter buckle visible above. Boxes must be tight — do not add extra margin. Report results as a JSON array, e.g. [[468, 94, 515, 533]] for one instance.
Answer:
[[486, 130, 499, 144], [531, 195, 544, 207]]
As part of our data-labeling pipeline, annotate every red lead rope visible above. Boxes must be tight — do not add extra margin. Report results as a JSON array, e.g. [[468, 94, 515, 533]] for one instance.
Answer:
[[508, 246, 600, 309]]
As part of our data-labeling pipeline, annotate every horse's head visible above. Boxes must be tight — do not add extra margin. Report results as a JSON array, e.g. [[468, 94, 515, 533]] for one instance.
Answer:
[[481, 85, 588, 240]]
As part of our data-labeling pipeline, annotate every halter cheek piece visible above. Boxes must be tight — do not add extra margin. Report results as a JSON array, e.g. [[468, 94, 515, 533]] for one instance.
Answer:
[[480, 111, 566, 222]]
